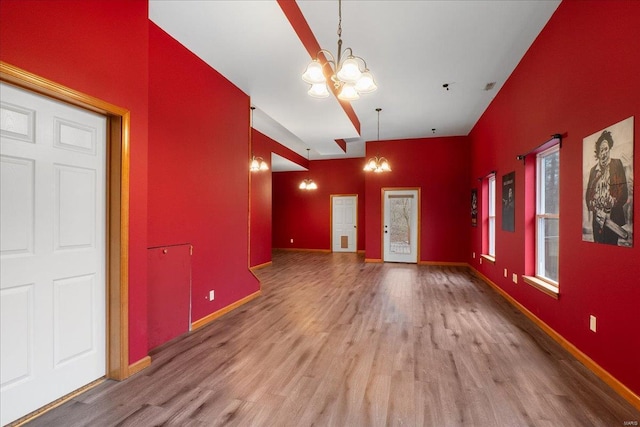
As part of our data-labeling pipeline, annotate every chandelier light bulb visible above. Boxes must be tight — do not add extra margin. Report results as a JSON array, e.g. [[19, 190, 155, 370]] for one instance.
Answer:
[[250, 156, 269, 172], [336, 57, 362, 83], [302, 60, 326, 84], [354, 70, 377, 93], [308, 83, 330, 98], [338, 83, 360, 101]]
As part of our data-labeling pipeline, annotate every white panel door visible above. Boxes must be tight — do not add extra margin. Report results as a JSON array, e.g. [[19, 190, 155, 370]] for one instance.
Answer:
[[0, 82, 106, 425], [383, 189, 419, 263], [332, 195, 357, 252]]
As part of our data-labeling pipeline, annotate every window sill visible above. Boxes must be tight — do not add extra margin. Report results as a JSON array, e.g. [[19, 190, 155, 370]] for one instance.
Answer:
[[522, 275, 559, 299], [480, 254, 495, 264]]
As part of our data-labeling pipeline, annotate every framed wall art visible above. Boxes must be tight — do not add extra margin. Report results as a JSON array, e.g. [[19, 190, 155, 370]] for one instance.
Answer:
[[582, 116, 634, 247]]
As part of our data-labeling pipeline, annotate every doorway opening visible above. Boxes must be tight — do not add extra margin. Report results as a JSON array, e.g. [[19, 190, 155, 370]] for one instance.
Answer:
[[382, 188, 420, 263], [1, 62, 131, 384]]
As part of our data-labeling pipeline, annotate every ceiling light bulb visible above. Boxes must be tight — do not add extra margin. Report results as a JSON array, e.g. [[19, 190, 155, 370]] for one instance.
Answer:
[[354, 70, 377, 94], [338, 83, 360, 101], [302, 60, 326, 84], [299, 181, 307, 189], [336, 57, 362, 83], [260, 159, 269, 171], [380, 158, 391, 171], [307, 181, 317, 190], [250, 158, 260, 172], [308, 83, 330, 98]]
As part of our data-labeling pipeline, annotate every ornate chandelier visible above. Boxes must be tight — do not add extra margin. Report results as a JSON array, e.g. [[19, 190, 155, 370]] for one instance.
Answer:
[[301, 0, 377, 101], [364, 108, 391, 173]]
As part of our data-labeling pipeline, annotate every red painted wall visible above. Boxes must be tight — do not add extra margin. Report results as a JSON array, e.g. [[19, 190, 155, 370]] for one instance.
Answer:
[[148, 24, 259, 323], [0, 0, 150, 364], [364, 137, 471, 263], [272, 158, 365, 251], [250, 129, 274, 267], [147, 245, 191, 350], [469, 0, 640, 395]]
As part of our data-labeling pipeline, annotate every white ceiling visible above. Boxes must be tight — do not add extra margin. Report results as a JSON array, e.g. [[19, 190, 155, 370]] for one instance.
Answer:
[[149, 0, 560, 170]]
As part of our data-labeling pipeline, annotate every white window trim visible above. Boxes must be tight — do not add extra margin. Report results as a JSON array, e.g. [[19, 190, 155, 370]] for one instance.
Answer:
[[488, 174, 496, 258], [533, 145, 559, 288]]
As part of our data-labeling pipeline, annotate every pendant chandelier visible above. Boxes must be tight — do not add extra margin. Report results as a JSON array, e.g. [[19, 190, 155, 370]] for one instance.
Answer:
[[299, 149, 318, 190], [364, 108, 391, 173], [249, 106, 269, 172], [301, 0, 377, 101]]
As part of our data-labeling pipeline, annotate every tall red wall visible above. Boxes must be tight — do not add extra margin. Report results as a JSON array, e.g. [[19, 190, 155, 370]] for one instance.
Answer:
[[250, 129, 274, 267], [272, 158, 365, 251], [364, 137, 471, 263], [469, 0, 640, 395], [0, 0, 150, 364], [148, 24, 259, 322]]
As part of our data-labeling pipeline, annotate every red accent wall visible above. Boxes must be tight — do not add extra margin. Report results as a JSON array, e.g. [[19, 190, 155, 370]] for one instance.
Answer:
[[469, 0, 640, 395], [148, 24, 259, 323], [0, 0, 150, 364], [147, 245, 191, 350], [250, 129, 274, 267], [272, 158, 365, 251], [364, 137, 471, 262]]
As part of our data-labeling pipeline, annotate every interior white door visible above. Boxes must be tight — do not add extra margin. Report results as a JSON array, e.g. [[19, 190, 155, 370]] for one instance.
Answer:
[[0, 82, 106, 425], [383, 189, 419, 263], [332, 195, 357, 252]]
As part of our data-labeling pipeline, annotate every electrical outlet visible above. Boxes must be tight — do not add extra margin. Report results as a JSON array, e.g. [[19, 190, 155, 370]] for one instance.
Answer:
[[209, 290, 215, 301], [480, 257, 483, 264], [472, 252, 476, 259], [504, 268, 508, 278], [512, 273, 518, 284], [590, 315, 597, 332], [290, 238, 294, 244]]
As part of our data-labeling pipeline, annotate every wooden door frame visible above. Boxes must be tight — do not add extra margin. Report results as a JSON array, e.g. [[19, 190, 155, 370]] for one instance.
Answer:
[[1, 62, 130, 380], [330, 194, 358, 253], [381, 187, 421, 263]]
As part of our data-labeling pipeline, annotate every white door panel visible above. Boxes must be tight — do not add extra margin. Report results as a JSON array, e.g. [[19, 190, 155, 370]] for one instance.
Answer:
[[332, 195, 357, 252], [383, 189, 419, 263], [0, 82, 106, 425]]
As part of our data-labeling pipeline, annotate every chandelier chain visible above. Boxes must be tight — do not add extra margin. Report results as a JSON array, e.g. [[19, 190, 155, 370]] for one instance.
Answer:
[[337, 0, 342, 39]]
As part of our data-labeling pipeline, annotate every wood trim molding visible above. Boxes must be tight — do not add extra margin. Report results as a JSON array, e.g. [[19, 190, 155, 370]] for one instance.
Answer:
[[8, 378, 105, 427], [418, 261, 468, 267], [471, 267, 640, 411], [274, 248, 331, 253], [128, 356, 151, 377], [365, 258, 383, 263], [191, 290, 262, 331], [250, 261, 273, 271], [1, 61, 130, 381], [522, 275, 559, 299], [480, 254, 496, 264]]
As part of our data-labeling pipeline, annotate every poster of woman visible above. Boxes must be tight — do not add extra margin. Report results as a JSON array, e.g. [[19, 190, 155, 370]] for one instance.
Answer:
[[502, 172, 515, 232], [583, 116, 634, 247]]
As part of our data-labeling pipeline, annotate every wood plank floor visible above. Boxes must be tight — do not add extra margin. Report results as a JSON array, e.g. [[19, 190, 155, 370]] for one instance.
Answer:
[[24, 251, 639, 426]]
